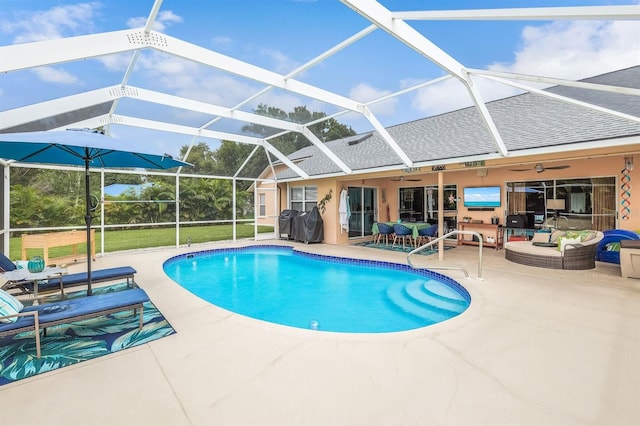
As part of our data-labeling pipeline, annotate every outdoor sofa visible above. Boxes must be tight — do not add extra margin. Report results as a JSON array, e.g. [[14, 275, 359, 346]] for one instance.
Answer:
[[0, 287, 149, 358], [505, 230, 604, 270]]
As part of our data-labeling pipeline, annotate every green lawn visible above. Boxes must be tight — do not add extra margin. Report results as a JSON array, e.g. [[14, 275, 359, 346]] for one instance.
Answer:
[[10, 224, 274, 261]]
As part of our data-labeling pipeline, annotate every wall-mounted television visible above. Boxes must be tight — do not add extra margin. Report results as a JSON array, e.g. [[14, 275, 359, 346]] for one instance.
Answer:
[[463, 186, 501, 208]]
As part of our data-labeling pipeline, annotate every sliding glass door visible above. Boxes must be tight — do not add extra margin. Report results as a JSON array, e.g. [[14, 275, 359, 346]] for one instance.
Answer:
[[348, 187, 377, 238], [506, 177, 615, 230]]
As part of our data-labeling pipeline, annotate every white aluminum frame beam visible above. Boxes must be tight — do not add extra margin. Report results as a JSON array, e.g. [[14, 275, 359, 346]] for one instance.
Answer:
[[0, 0, 635, 181], [340, 1, 466, 80], [0, 27, 370, 175], [469, 69, 640, 97], [0, 84, 350, 175], [362, 106, 414, 167], [392, 6, 640, 21], [0, 87, 110, 129], [158, 34, 364, 113], [67, 114, 309, 178], [126, 87, 353, 174], [478, 74, 640, 124], [0, 29, 363, 113], [341, 0, 509, 156]]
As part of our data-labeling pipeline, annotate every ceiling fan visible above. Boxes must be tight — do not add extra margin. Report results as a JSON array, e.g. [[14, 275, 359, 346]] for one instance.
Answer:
[[509, 163, 570, 173], [390, 176, 422, 182]]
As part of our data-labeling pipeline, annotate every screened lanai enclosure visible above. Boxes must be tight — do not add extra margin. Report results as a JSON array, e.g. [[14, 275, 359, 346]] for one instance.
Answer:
[[1, 1, 639, 255]]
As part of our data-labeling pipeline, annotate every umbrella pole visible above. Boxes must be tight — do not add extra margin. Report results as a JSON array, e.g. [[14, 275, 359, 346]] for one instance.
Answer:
[[84, 158, 93, 296]]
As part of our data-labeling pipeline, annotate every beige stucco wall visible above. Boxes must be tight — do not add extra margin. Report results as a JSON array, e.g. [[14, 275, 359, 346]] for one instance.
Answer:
[[256, 151, 640, 245]]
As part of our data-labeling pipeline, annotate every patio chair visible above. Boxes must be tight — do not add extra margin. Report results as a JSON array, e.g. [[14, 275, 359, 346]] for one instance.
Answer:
[[0, 287, 149, 358], [375, 222, 395, 245], [1, 252, 137, 296], [393, 223, 414, 248], [416, 224, 438, 247]]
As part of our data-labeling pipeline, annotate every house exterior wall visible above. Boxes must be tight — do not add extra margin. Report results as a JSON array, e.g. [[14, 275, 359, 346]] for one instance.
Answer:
[[256, 152, 640, 245]]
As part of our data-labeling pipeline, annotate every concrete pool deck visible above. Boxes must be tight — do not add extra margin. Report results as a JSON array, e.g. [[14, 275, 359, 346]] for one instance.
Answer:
[[1, 239, 638, 425]]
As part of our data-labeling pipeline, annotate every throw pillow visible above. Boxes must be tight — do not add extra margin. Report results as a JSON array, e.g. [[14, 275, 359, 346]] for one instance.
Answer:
[[578, 230, 598, 242], [531, 232, 550, 243], [564, 230, 581, 240], [550, 229, 565, 243], [558, 237, 581, 252], [0, 289, 24, 323]]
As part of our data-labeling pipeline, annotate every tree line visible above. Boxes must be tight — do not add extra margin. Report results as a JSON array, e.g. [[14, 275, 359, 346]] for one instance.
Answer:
[[9, 105, 355, 229]]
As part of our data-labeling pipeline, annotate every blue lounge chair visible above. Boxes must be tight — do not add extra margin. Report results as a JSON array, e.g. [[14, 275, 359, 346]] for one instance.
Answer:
[[1, 252, 136, 296], [24, 266, 137, 295], [0, 287, 150, 358]]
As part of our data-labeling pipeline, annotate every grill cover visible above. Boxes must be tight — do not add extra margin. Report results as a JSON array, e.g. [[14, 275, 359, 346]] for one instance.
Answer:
[[291, 206, 324, 243], [278, 209, 299, 239]]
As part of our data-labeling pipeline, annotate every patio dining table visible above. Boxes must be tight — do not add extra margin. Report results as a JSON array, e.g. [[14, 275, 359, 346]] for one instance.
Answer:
[[372, 222, 433, 239]]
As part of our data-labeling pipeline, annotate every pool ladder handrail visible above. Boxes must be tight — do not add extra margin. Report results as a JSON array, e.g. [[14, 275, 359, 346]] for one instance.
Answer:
[[407, 230, 484, 281]]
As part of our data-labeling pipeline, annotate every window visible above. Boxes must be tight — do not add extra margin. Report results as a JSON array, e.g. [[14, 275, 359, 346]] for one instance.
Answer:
[[506, 177, 615, 231], [259, 193, 266, 217], [290, 185, 317, 212], [398, 185, 457, 225]]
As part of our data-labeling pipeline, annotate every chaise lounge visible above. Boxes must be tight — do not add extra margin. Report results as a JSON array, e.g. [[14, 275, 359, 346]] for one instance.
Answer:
[[505, 229, 604, 270], [1, 252, 136, 296], [8, 266, 137, 296], [0, 287, 150, 358]]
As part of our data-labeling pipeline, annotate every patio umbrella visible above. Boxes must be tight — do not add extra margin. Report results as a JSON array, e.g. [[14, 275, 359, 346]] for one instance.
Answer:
[[0, 128, 191, 295]]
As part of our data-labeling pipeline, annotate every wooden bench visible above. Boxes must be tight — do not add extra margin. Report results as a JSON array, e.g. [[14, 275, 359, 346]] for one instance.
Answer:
[[21, 230, 95, 266]]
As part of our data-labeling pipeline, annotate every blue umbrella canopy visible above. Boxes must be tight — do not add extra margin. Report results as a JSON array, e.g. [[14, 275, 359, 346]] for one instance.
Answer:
[[0, 128, 188, 169], [0, 128, 191, 295]]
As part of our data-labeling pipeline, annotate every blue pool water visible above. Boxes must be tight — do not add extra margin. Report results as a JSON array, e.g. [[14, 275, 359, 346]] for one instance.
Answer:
[[163, 246, 470, 333]]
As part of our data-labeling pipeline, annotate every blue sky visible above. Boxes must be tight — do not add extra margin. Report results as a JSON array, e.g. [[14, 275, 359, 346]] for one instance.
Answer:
[[1, 0, 639, 158]]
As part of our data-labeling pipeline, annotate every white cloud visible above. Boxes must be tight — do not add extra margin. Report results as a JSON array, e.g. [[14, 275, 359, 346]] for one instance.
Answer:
[[212, 36, 233, 50], [31, 66, 83, 84], [132, 51, 264, 109], [260, 48, 301, 74], [126, 10, 183, 31], [412, 79, 472, 116], [126, 17, 146, 29], [0, 3, 99, 85], [411, 17, 640, 118], [98, 53, 132, 73], [3, 2, 100, 43], [349, 83, 398, 116], [494, 20, 640, 79]]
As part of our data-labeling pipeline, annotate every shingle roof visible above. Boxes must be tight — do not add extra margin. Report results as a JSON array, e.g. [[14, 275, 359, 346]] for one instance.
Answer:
[[277, 66, 640, 180]]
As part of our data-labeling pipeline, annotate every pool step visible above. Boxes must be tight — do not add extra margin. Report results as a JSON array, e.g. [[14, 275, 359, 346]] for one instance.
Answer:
[[386, 280, 466, 323], [404, 280, 468, 312]]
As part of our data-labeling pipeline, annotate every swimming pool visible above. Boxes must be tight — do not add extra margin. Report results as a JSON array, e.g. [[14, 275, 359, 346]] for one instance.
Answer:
[[163, 246, 470, 333]]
